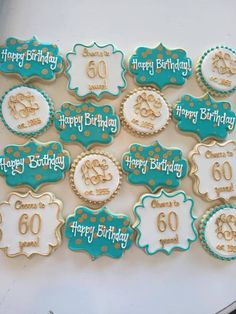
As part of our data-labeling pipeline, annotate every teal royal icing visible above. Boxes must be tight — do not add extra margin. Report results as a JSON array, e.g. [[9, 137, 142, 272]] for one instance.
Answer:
[[0, 36, 64, 81], [122, 141, 188, 192], [134, 189, 198, 255], [0, 139, 70, 190], [129, 43, 192, 90], [65, 206, 133, 259], [54, 102, 120, 148], [173, 93, 236, 141]]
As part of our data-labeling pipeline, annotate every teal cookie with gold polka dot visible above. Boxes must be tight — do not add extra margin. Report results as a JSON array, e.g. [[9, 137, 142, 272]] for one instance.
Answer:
[[54, 102, 120, 149], [0, 36, 64, 82], [122, 141, 188, 192], [0, 139, 70, 190], [173, 93, 236, 141], [129, 43, 192, 90], [65, 206, 133, 260]]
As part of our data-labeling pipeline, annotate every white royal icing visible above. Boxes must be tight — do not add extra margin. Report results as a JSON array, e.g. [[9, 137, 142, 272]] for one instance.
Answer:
[[73, 153, 120, 203], [67, 43, 125, 97], [0, 192, 63, 257], [1, 86, 51, 135], [204, 207, 236, 259], [191, 141, 236, 201], [135, 192, 196, 254], [122, 89, 170, 134], [201, 48, 236, 93]]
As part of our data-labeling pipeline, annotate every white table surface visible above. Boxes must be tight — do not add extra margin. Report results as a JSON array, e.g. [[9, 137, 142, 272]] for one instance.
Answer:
[[0, 0, 235, 313]]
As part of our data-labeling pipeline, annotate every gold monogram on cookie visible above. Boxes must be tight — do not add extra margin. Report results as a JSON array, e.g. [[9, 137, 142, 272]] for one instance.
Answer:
[[216, 213, 236, 241], [8, 93, 39, 119], [134, 92, 162, 119], [212, 51, 236, 75], [81, 159, 112, 185]]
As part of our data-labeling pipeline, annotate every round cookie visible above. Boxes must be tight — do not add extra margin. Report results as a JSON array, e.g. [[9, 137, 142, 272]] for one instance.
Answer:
[[0, 36, 64, 82], [122, 141, 188, 192], [133, 189, 197, 255], [54, 102, 120, 149], [189, 140, 236, 202], [70, 151, 122, 206], [196, 46, 236, 96], [0, 139, 71, 190], [120, 87, 171, 136], [66, 42, 127, 98], [200, 204, 236, 261], [0, 191, 64, 258], [65, 205, 133, 260], [129, 43, 192, 90], [173, 93, 235, 141], [0, 85, 54, 137]]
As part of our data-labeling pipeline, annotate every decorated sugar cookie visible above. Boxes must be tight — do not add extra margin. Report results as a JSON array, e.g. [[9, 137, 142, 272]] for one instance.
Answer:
[[196, 46, 236, 96], [120, 87, 171, 136], [122, 141, 188, 192], [54, 102, 120, 148], [133, 190, 197, 255], [65, 206, 133, 259], [0, 85, 54, 137], [0, 36, 64, 82], [189, 140, 236, 201], [200, 204, 236, 261], [0, 191, 64, 257], [66, 42, 126, 98], [70, 151, 122, 206], [173, 93, 235, 141], [129, 43, 192, 90], [0, 139, 70, 190]]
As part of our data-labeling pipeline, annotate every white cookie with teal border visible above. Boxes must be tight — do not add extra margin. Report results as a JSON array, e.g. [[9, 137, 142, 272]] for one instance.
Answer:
[[196, 45, 236, 96], [66, 42, 127, 98], [200, 204, 236, 261], [0, 85, 53, 137], [133, 189, 197, 255]]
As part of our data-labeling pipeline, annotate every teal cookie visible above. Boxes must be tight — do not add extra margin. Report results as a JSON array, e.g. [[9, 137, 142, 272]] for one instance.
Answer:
[[54, 102, 120, 148], [122, 141, 188, 192], [129, 43, 192, 90], [65, 206, 133, 259], [0, 85, 54, 137], [173, 93, 236, 141], [66, 42, 127, 98], [0, 139, 70, 190], [134, 189, 197, 255], [200, 204, 236, 261], [0, 36, 64, 82]]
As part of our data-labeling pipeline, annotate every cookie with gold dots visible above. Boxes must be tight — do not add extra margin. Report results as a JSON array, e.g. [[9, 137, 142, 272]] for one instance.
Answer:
[[173, 93, 235, 141], [0, 139, 70, 190], [65, 205, 133, 259], [0, 36, 64, 82], [129, 43, 192, 90], [122, 141, 188, 192], [54, 102, 120, 148]]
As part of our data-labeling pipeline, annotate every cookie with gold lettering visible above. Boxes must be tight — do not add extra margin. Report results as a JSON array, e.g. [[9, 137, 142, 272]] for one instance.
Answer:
[[0, 85, 54, 137], [173, 93, 236, 141], [189, 140, 236, 201], [54, 102, 120, 148], [196, 46, 236, 96], [133, 189, 197, 255], [66, 42, 126, 98], [120, 87, 171, 136], [70, 151, 122, 206], [199, 204, 236, 261], [0, 139, 70, 190], [0, 36, 64, 82], [129, 43, 192, 90], [65, 205, 133, 259], [122, 141, 188, 192], [0, 191, 64, 258]]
